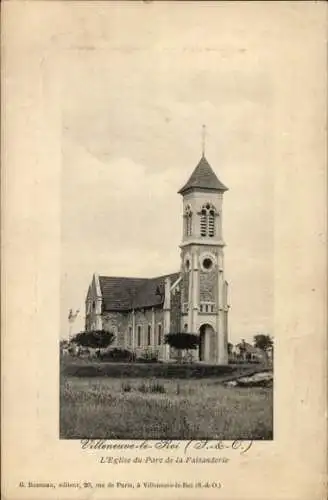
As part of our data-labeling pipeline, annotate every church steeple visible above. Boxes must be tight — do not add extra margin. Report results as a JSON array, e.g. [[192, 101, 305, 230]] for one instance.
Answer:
[[178, 156, 228, 195], [178, 130, 229, 365], [179, 127, 228, 195]]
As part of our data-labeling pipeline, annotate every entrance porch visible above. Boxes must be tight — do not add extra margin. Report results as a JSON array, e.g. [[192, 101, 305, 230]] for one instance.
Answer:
[[199, 324, 217, 363]]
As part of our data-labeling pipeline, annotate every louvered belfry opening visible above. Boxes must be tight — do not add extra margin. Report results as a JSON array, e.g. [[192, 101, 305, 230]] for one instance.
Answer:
[[208, 208, 215, 237], [200, 209, 207, 236], [200, 203, 216, 237], [178, 155, 228, 242]]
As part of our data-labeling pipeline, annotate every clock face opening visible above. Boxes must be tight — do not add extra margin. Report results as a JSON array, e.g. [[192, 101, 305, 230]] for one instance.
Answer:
[[202, 258, 213, 270]]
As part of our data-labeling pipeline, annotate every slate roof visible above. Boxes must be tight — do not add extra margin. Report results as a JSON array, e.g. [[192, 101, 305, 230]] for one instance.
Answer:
[[99, 272, 180, 312], [99, 276, 147, 311], [178, 155, 228, 194]]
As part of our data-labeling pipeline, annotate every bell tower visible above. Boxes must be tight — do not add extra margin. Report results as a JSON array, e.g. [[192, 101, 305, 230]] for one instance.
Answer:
[[178, 129, 229, 364]]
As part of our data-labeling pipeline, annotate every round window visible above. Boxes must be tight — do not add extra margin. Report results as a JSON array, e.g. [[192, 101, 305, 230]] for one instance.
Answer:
[[202, 258, 213, 270]]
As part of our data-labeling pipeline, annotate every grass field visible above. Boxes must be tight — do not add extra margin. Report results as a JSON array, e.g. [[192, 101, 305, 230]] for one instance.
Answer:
[[60, 373, 273, 440]]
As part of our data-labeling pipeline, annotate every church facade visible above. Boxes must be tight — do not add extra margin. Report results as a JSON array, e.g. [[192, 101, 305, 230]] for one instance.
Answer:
[[85, 154, 230, 364]]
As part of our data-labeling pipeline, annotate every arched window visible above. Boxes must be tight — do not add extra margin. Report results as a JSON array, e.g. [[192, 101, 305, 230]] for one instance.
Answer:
[[185, 205, 192, 236], [137, 326, 142, 347], [200, 203, 217, 237], [157, 324, 162, 345]]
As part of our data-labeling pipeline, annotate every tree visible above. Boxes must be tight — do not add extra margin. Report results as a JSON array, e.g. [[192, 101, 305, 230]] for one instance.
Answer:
[[164, 332, 200, 363], [253, 334, 273, 351], [71, 330, 115, 349], [253, 334, 273, 365], [227, 342, 233, 355], [238, 339, 247, 360]]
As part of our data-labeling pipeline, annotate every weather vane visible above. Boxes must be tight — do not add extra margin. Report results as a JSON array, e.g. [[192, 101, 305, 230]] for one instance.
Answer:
[[202, 124, 206, 157]]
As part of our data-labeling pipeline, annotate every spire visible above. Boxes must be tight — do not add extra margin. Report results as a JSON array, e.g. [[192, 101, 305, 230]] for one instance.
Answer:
[[178, 126, 228, 195]]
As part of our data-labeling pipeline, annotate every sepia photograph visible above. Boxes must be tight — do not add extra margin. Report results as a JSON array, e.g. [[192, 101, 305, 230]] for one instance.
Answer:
[[3, 2, 326, 499], [59, 30, 274, 440]]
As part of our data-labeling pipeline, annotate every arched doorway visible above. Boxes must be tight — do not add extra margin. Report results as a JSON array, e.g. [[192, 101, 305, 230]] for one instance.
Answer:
[[199, 324, 216, 363]]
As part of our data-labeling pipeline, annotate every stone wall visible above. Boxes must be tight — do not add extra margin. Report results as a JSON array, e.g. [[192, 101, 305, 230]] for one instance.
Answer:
[[85, 314, 93, 332], [102, 311, 130, 346], [154, 308, 164, 344], [85, 310, 102, 332], [170, 288, 181, 333], [181, 271, 189, 305], [134, 308, 153, 348], [133, 308, 164, 358], [100, 307, 165, 356], [199, 268, 218, 302]]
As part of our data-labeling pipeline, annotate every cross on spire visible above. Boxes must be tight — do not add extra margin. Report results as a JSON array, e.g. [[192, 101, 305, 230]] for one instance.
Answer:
[[202, 124, 206, 157]]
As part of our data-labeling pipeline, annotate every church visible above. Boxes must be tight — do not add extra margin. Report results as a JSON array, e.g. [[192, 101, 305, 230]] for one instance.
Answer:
[[85, 150, 230, 364]]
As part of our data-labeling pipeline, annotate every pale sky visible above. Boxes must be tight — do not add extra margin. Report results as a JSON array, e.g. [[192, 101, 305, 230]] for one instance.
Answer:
[[60, 3, 276, 342]]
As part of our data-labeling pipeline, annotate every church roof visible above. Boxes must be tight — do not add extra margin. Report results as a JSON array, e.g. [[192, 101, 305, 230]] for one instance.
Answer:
[[99, 272, 179, 312], [178, 155, 228, 194], [99, 276, 147, 311]]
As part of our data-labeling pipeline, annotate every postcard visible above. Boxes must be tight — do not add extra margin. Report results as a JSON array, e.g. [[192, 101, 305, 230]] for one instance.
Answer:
[[2, 1, 327, 499]]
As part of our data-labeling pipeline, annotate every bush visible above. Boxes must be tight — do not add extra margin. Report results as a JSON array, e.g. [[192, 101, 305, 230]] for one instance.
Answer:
[[165, 333, 200, 349], [62, 360, 237, 379], [137, 350, 159, 363], [71, 330, 115, 349], [99, 348, 136, 363], [121, 382, 132, 392], [165, 333, 200, 363]]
